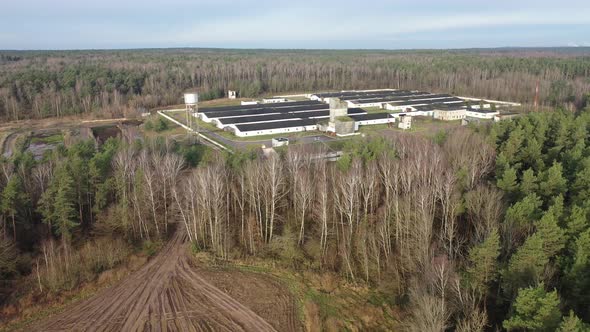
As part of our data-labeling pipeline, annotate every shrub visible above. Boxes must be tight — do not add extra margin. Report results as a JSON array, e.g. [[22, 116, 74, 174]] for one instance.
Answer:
[[37, 237, 131, 293]]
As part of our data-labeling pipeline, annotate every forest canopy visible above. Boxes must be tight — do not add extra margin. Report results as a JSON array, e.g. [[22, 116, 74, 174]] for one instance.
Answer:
[[1, 48, 590, 120], [2, 107, 590, 329]]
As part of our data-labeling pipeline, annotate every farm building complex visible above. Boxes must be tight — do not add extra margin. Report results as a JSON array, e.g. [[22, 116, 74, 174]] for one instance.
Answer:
[[189, 89, 518, 137]]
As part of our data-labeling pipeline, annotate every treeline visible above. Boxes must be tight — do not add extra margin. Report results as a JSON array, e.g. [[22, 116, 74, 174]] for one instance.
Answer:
[[1, 49, 590, 120]]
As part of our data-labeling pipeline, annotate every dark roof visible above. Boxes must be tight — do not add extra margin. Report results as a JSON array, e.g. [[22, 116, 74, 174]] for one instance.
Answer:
[[235, 118, 320, 132], [218, 108, 367, 125], [338, 90, 423, 101], [205, 104, 328, 119], [200, 100, 322, 114], [219, 110, 330, 125], [387, 97, 464, 107], [352, 93, 454, 104], [312, 90, 399, 98], [234, 108, 368, 132], [349, 113, 393, 121]]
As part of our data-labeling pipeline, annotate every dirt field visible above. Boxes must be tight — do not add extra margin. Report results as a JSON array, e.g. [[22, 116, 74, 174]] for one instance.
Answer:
[[197, 268, 301, 332], [26, 228, 299, 332]]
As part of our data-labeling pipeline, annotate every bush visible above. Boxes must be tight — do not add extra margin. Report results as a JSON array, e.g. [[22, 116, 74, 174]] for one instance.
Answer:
[[141, 240, 161, 257], [144, 119, 153, 131], [154, 118, 169, 132], [37, 237, 131, 293], [0, 237, 18, 278], [180, 144, 207, 167]]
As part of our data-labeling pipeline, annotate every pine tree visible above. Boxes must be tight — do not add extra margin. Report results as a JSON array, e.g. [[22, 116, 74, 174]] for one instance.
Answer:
[[504, 193, 542, 232], [53, 171, 78, 245], [503, 284, 562, 332], [572, 157, 590, 206], [504, 234, 547, 294], [565, 229, 590, 319], [565, 205, 589, 242], [535, 201, 566, 258], [38, 167, 79, 245], [519, 168, 538, 197], [523, 138, 544, 171], [498, 167, 518, 195], [466, 229, 500, 295], [557, 311, 589, 332], [1, 176, 27, 241], [539, 162, 568, 202]]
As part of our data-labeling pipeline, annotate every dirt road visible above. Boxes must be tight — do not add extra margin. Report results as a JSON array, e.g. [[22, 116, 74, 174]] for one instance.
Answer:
[[28, 229, 297, 332]]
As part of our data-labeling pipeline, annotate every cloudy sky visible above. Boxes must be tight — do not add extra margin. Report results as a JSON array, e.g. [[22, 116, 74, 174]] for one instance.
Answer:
[[2, 0, 590, 49]]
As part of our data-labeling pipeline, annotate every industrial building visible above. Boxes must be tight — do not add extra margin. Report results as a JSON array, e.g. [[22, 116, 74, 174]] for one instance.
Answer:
[[194, 96, 398, 137], [185, 89, 513, 138], [433, 105, 467, 121], [398, 115, 412, 130], [465, 108, 499, 119]]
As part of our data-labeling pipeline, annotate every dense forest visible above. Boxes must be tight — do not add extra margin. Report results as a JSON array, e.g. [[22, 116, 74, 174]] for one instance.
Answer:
[[2, 106, 590, 329], [1, 48, 590, 120]]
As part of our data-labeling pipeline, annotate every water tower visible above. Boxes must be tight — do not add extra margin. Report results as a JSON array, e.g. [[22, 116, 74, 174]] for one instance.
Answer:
[[184, 92, 199, 142]]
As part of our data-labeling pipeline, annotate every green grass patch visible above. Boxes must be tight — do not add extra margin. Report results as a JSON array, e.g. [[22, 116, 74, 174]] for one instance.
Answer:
[[29, 133, 64, 145], [141, 240, 163, 257], [358, 123, 391, 133], [306, 288, 340, 320], [336, 116, 354, 122], [362, 107, 385, 114]]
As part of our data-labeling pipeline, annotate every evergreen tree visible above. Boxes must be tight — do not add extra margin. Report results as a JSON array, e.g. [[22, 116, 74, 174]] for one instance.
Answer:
[[38, 167, 79, 245], [504, 234, 547, 294], [503, 284, 562, 332], [557, 311, 589, 332], [565, 206, 589, 242], [504, 193, 542, 233], [498, 167, 518, 195], [1, 176, 27, 241], [572, 157, 590, 206], [535, 210, 566, 259], [519, 168, 538, 197], [565, 229, 590, 319], [539, 162, 568, 201], [466, 229, 501, 295]]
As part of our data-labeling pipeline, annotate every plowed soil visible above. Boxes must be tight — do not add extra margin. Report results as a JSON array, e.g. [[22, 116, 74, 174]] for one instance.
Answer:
[[27, 230, 300, 332]]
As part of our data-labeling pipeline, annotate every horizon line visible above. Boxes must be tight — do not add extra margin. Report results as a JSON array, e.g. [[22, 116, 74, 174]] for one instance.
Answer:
[[2, 46, 590, 52]]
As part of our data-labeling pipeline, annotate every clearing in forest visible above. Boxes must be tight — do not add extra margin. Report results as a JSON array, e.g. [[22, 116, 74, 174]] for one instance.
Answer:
[[26, 228, 300, 332]]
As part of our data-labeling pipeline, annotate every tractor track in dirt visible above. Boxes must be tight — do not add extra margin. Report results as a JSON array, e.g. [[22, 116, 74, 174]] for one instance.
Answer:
[[27, 229, 298, 332]]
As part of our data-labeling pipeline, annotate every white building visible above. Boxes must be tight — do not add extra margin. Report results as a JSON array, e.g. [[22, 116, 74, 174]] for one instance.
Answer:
[[271, 137, 289, 147], [398, 115, 412, 130], [465, 108, 499, 119], [349, 113, 396, 131], [241, 100, 259, 106], [262, 98, 288, 104], [233, 121, 318, 137], [433, 108, 466, 121]]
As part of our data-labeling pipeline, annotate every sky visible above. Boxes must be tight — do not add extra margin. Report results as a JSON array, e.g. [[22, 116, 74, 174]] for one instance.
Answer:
[[1, 0, 590, 50]]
